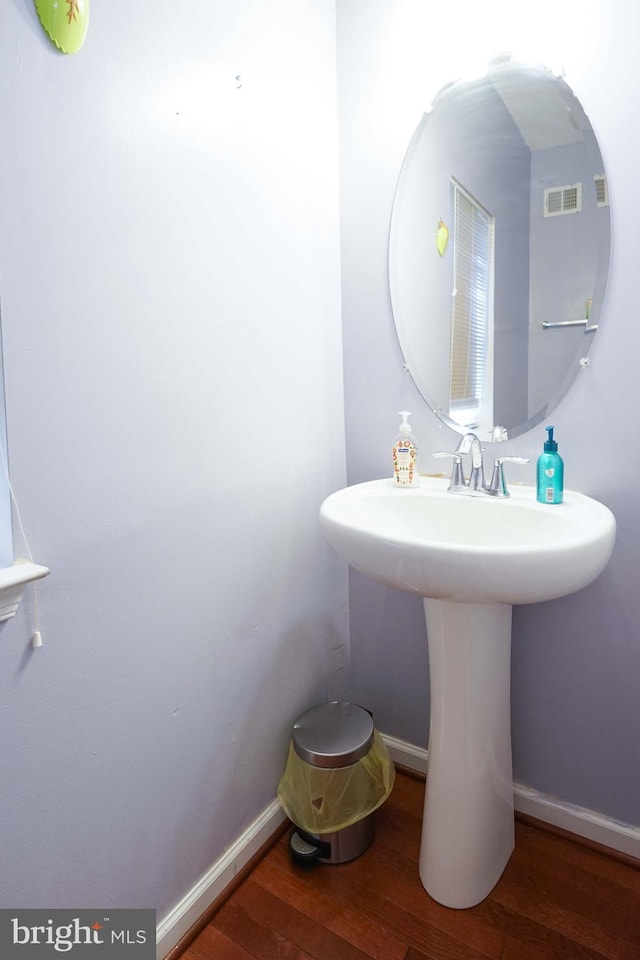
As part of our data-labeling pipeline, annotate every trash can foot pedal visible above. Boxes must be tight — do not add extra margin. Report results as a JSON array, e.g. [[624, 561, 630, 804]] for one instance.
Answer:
[[288, 828, 330, 870]]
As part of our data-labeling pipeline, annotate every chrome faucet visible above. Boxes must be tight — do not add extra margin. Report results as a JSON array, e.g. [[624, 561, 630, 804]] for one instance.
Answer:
[[486, 456, 530, 497], [433, 432, 529, 498], [457, 433, 486, 491]]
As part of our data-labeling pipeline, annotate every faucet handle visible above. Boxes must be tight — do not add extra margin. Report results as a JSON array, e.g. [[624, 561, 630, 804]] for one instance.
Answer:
[[433, 451, 465, 489], [487, 456, 530, 498]]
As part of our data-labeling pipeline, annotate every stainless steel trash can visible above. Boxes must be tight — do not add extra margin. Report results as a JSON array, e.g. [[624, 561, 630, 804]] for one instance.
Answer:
[[277, 701, 394, 867]]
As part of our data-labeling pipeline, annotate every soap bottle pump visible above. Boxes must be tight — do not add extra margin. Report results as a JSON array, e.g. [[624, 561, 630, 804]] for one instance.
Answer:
[[536, 425, 564, 504], [392, 411, 419, 487]]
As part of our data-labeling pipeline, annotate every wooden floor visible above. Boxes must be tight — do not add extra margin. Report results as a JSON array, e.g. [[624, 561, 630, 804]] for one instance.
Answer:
[[179, 771, 640, 960]]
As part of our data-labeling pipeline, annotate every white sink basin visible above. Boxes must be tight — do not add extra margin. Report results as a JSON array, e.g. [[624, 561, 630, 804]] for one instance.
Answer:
[[320, 475, 616, 909], [320, 477, 616, 605]]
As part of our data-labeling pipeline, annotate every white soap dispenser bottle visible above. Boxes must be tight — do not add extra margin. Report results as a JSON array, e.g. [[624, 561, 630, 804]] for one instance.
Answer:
[[392, 411, 419, 487]]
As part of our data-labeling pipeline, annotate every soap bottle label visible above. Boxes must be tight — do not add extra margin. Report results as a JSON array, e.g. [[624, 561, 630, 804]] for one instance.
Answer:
[[393, 440, 417, 486], [543, 466, 556, 501], [537, 457, 563, 504]]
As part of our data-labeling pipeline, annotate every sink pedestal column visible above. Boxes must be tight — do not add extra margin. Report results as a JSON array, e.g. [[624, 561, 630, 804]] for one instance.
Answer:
[[420, 599, 515, 908]]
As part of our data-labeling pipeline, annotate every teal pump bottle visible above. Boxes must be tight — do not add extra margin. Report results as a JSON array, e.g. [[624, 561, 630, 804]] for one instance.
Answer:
[[536, 426, 564, 504]]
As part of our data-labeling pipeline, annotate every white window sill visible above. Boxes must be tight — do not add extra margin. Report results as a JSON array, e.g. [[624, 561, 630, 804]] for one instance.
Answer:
[[0, 561, 49, 622]]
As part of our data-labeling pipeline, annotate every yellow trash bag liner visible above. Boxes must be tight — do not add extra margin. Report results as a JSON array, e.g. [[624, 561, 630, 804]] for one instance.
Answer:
[[277, 730, 395, 835]]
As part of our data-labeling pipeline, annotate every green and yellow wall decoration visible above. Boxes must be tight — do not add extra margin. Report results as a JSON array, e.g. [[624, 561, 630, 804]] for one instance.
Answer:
[[35, 0, 89, 54]]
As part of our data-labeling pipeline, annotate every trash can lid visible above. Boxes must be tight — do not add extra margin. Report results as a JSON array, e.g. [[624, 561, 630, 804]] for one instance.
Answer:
[[292, 701, 374, 768]]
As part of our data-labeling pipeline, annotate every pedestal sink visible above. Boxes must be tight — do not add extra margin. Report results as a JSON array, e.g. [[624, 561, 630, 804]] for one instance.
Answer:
[[320, 476, 616, 908]]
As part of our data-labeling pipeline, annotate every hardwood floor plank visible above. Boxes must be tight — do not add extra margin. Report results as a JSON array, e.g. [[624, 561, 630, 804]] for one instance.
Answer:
[[308, 835, 506, 958], [366, 776, 424, 861], [180, 924, 264, 960], [516, 816, 640, 882], [231, 878, 382, 960], [384, 774, 639, 956], [264, 844, 502, 959], [385, 770, 426, 814], [373, 805, 423, 861], [515, 819, 640, 895], [181, 772, 640, 960], [489, 877, 639, 959], [403, 948, 490, 960], [251, 855, 408, 960], [324, 837, 610, 960], [214, 898, 316, 959], [473, 895, 609, 960], [500, 936, 584, 960], [500, 834, 640, 948]]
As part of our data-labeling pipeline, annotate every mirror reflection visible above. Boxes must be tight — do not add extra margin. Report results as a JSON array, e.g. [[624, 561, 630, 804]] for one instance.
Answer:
[[389, 58, 611, 442]]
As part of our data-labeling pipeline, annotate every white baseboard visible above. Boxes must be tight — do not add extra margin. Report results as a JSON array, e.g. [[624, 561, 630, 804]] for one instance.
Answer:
[[156, 800, 287, 960], [382, 733, 640, 861], [383, 733, 429, 775], [157, 734, 639, 959]]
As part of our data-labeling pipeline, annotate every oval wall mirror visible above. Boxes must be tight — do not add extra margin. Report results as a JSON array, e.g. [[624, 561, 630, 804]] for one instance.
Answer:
[[389, 57, 611, 442]]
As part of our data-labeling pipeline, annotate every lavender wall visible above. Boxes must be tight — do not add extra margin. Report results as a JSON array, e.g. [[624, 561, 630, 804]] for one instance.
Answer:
[[0, 0, 346, 933], [337, 0, 640, 827]]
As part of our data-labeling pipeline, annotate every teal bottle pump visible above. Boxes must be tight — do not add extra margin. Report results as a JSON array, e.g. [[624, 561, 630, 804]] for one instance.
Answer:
[[536, 426, 564, 504]]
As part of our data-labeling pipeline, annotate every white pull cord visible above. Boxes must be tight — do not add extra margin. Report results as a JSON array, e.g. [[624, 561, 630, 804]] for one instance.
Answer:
[[13, 492, 43, 648], [14, 491, 43, 648]]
